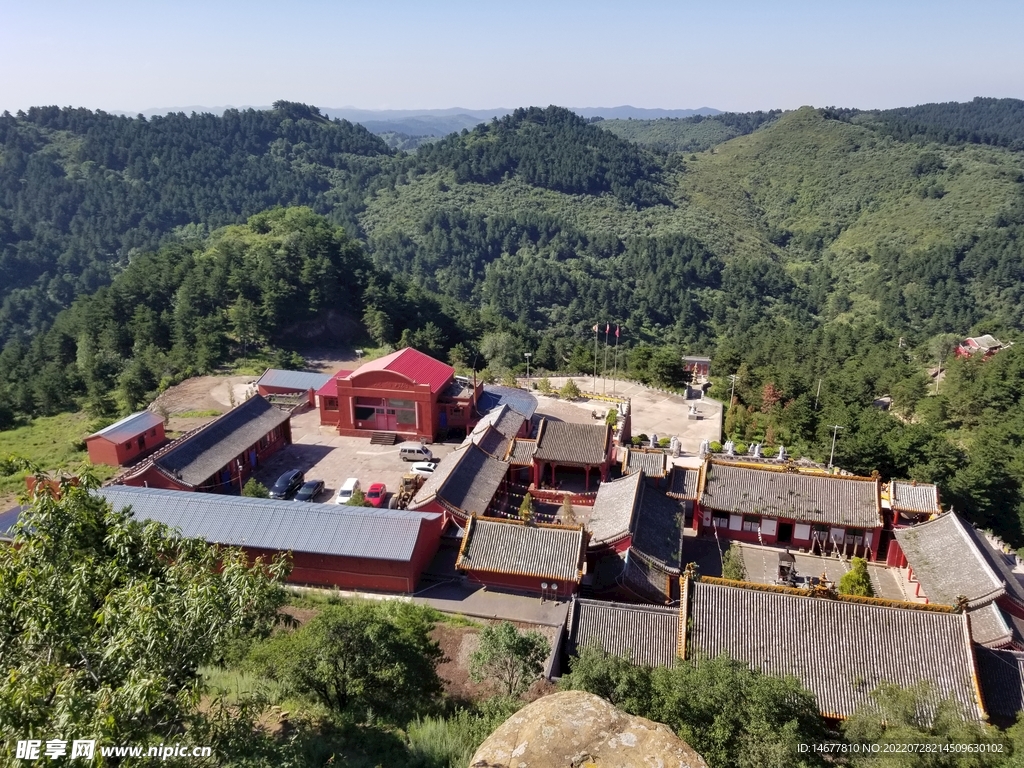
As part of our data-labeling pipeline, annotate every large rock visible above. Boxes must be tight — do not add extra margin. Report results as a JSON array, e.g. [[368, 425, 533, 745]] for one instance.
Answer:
[[470, 690, 708, 768]]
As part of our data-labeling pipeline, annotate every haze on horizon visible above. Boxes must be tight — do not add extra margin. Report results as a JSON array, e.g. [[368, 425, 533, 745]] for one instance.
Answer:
[[2, 0, 1022, 115]]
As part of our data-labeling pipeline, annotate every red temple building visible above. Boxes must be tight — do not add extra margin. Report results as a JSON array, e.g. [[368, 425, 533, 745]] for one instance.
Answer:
[[695, 460, 884, 560], [955, 335, 1011, 360], [890, 511, 1024, 649], [120, 395, 291, 493], [531, 419, 614, 491], [84, 411, 167, 467], [316, 348, 481, 441]]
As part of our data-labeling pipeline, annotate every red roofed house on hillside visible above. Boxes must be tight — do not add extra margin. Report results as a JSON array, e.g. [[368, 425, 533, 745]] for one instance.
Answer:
[[84, 411, 167, 467], [955, 335, 1011, 360], [316, 347, 482, 441]]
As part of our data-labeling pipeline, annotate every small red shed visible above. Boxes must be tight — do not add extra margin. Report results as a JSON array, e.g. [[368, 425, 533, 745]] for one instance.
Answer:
[[84, 411, 167, 467]]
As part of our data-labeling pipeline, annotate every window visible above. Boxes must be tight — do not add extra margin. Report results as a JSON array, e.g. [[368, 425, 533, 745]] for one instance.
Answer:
[[742, 516, 760, 532], [150, 428, 157, 436], [324, 397, 338, 411], [354, 406, 376, 421], [713, 514, 729, 529], [123, 439, 133, 450]]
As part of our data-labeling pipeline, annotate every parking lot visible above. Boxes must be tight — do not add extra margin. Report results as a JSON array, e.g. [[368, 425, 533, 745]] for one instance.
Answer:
[[253, 407, 459, 505]]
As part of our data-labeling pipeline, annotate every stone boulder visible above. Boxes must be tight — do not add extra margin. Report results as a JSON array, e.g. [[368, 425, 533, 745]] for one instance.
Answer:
[[470, 690, 708, 768]]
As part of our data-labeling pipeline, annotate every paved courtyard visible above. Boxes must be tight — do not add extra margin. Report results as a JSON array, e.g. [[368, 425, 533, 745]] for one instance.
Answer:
[[529, 376, 722, 456], [253, 407, 459, 504]]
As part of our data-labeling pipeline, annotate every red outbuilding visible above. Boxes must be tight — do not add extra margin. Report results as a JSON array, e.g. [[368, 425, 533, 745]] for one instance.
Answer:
[[84, 411, 167, 467], [121, 395, 291, 493], [95, 485, 444, 593], [456, 515, 586, 597], [316, 347, 482, 441]]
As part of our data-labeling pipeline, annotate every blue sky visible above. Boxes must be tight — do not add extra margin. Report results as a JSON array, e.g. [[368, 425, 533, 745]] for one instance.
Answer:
[[1, 0, 1022, 113]]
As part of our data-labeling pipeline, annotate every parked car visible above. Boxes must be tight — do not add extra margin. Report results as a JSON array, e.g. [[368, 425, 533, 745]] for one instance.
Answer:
[[293, 479, 325, 502], [365, 482, 387, 508], [269, 469, 304, 499], [399, 444, 434, 462], [334, 477, 361, 505], [409, 462, 436, 477]]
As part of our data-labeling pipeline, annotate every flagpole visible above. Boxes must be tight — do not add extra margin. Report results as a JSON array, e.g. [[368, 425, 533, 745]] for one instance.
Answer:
[[603, 325, 610, 395], [613, 326, 620, 393], [592, 324, 598, 394]]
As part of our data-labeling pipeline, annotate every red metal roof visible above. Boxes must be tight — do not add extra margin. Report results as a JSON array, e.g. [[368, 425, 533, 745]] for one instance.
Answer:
[[315, 369, 353, 397], [350, 348, 454, 394]]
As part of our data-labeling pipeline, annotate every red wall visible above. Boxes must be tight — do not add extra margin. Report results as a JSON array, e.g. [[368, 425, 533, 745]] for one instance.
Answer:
[[333, 370, 440, 441], [86, 422, 167, 467], [463, 569, 579, 598], [240, 513, 443, 592]]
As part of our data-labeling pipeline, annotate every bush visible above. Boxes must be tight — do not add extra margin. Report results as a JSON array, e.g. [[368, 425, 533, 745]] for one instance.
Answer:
[[635, 433, 650, 446], [838, 557, 874, 597], [658, 437, 671, 448], [406, 699, 519, 768], [559, 379, 582, 400], [537, 376, 552, 394], [606, 409, 619, 427], [469, 621, 550, 699], [242, 479, 269, 498], [762, 446, 778, 458], [722, 543, 746, 580], [709, 441, 722, 452], [734, 441, 748, 455]]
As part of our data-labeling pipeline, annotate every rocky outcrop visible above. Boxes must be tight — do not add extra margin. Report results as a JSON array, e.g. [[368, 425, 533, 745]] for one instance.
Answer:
[[470, 690, 708, 768]]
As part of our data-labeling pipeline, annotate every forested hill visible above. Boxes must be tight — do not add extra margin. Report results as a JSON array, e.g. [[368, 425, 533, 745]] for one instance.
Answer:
[[0, 101, 392, 343], [850, 97, 1024, 150], [413, 106, 667, 206], [6, 99, 1024, 543]]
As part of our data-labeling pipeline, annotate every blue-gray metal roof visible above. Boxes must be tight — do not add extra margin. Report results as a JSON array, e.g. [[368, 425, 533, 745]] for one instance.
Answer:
[[479, 385, 538, 420], [87, 411, 164, 444], [0, 505, 25, 539], [257, 369, 333, 391], [96, 486, 440, 561]]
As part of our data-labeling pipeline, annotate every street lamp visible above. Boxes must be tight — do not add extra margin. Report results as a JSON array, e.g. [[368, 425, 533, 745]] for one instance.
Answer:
[[828, 425, 845, 469], [550, 583, 558, 603], [540, 581, 548, 603], [524, 352, 532, 388]]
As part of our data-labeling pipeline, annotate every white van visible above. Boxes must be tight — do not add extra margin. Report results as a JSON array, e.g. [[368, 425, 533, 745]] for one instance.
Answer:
[[335, 477, 360, 504], [399, 444, 433, 462]]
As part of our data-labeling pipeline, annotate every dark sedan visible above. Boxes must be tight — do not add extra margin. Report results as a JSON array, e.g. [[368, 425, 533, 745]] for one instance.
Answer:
[[268, 469, 304, 499], [293, 479, 325, 502]]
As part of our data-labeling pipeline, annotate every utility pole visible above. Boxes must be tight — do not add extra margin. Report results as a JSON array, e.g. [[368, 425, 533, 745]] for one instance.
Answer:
[[728, 374, 740, 407], [524, 352, 532, 388], [828, 425, 845, 469], [814, 378, 822, 411]]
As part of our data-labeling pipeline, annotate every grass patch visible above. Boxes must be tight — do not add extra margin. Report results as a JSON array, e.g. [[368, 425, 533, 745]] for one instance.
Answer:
[[172, 409, 224, 419], [0, 412, 117, 497]]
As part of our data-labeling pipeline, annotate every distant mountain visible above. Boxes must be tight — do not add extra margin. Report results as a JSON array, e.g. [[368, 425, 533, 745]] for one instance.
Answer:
[[114, 105, 722, 139]]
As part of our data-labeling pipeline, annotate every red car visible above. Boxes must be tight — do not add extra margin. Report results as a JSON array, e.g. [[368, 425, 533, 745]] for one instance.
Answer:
[[365, 482, 387, 508]]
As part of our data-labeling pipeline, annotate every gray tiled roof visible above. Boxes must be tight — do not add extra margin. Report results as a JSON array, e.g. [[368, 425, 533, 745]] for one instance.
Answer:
[[256, 368, 333, 392], [533, 420, 610, 466], [152, 396, 290, 488], [894, 513, 1005, 608], [966, 526, 1024, 607], [567, 599, 679, 668], [588, 472, 643, 546], [477, 385, 539, 420], [700, 462, 881, 529], [472, 404, 527, 440], [624, 449, 667, 478], [507, 439, 538, 466], [96, 486, 440, 561], [667, 466, 700, 500], [410, 442, 508, 518], [976, 648, 1024, 719], [457, 517, 584, 582], [967, 602, 1013, 648], [631, 485, 683, 572], [88, 410, 164, 443], [684, 580, 982, 720], [0, 505, 25, 539], [890, 481, 940, 514], [466, 425, 510, 459]]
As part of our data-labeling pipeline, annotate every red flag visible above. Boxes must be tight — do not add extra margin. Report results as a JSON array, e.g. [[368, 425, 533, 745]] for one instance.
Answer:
[[605, 323, 610, 334], [616, 325, 620, 338]]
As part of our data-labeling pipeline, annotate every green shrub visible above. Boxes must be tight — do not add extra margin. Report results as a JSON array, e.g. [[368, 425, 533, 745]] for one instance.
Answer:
[[734, 441, 748, 455], [559, 379, 582, 400], [722, 543, 747, 580], [658, 437, 671, 448], [709, 441, 722, 452], [838, 557, 874, 597], [242, 479, 269, 498], [762, 445, 778, 458]]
